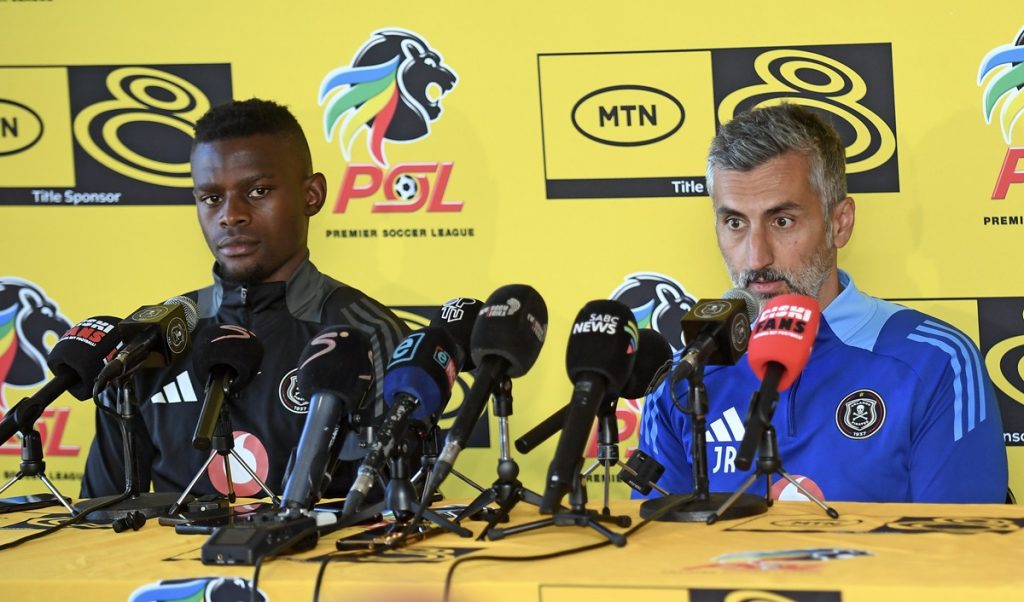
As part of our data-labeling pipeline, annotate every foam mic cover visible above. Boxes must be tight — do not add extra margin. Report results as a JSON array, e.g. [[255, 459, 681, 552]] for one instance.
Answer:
[[620, 329, 673, 399], [429, 297, 483, 371], [46, 316, 123, 400], [747, 294, 820, 391], [723, 287, 760, 323], [565, 299, 638, 396], [470, 284, 547, 377], [383, 326, 458, 420], [296, 326, 374, 411], [191, 324, 264, 391]]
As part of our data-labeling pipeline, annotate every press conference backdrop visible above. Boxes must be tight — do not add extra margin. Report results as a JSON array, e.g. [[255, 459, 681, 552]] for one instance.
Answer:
[[1, 1, 1022, 503]]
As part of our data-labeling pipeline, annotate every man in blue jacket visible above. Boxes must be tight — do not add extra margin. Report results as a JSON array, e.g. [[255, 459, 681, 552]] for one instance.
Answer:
[[636, 103, 1008, 503]]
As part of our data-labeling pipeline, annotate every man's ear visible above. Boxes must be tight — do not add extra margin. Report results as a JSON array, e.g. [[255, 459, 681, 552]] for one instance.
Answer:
[[832, 196, 855, 248], [304, 172, 327, 216]]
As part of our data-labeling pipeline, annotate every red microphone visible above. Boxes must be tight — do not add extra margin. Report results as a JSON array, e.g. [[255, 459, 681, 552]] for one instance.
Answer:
[[735, 294, 820, 471]]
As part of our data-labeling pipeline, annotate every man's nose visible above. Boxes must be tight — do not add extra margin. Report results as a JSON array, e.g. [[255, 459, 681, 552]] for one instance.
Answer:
[[747, 226, 773, 271], [220, 195, 251, 228]]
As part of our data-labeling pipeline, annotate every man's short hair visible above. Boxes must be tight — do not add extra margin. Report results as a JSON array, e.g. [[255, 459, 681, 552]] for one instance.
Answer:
[[192, 98, 313, 174], [706, 103, 847, 216]]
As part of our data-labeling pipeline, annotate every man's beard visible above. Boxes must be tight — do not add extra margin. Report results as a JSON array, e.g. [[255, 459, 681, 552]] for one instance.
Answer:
[[726, 244, 834, 307]]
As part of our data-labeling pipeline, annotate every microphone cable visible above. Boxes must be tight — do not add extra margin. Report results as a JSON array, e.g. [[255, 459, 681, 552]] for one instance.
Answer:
[[0, 384, 140, 552], [439, 492, 705, 602]]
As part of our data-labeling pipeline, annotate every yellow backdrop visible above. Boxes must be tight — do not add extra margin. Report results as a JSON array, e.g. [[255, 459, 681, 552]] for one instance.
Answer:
[[1, 1, 1022, 503]]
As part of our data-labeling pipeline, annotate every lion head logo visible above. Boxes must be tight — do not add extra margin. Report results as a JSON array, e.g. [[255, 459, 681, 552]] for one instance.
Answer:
[[319, 29, 458, 167], [610, 272, 696, 352], [0, 278, 72, 412]]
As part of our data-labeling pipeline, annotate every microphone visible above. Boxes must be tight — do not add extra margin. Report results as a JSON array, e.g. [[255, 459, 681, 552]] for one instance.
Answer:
[[429, 297, 483, 372], [514, 328, 672, 456], [92, 296, 199, 396], [420, 284, 548, 502], [0, 316, 122, 444], [734, 294, 820, 471], [539, 300, 637, 513], [190, 324, 264, 451], [667, 288, 758, 389], [279, 326, 374, 510], [342, 326, 458, 518]]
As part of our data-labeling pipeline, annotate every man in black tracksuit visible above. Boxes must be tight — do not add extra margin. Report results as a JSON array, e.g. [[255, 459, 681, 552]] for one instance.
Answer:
[[81, 99, 408, 499]]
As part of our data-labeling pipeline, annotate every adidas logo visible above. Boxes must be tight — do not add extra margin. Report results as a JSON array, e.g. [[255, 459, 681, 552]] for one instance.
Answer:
[[151, 371, 198, 404], [706, 406, 745, 474], [706, 406, 745, 442]]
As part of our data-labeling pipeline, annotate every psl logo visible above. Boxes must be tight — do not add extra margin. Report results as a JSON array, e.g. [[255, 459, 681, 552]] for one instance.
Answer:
[[0, 278, 76, 455], [320, 29, 461, 213], [978, 26, 1024, 199], [0, 278, 72, 412], [610, 272, 696, 352]]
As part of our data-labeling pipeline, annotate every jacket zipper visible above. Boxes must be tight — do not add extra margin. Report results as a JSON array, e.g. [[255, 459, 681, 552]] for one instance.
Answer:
[[787, 374, 802, 437]]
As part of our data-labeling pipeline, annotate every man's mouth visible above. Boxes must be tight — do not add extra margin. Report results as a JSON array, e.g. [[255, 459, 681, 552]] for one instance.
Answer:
[[218, 236, 259, 257]]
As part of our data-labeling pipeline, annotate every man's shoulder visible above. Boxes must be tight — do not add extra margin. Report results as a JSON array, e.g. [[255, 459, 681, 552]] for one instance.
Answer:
[[868, 303, 982, 378]]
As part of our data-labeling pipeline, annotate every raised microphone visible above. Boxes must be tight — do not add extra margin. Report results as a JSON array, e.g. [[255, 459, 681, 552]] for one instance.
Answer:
[[734, 294, 820, 471], [429, 297, 483, 372], [539, 300, 637, 513], [341, 326, 458, 518], [93, 296, 199, 396], [666, 288, 759, 389], [191, 324, 264, 451], [279, 326, 374, 510], [0, 316, 122, 444], [420, 284, 548, 503]]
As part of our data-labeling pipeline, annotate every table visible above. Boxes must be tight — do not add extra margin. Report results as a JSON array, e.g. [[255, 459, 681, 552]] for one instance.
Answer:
[[1, 499, 1021, 601]]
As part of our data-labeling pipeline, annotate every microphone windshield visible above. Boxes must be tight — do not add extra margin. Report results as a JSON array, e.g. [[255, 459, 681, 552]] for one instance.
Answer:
[[620, 329, 673, 399], [383, 326, 458, 420], [297, 326, 374, 410], [470, 284, 547, 378], [429, 297, 483, 371], [723, 287, 760, 323], [191, 324, 264, 390], [565, 299, 638, 395], [747, 294, 820, 391], [47, 316, 123, 400], [165, 295, 200, 333]]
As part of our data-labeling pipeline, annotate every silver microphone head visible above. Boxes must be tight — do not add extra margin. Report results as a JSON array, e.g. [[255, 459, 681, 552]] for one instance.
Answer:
[[723, 287, 760, 323]]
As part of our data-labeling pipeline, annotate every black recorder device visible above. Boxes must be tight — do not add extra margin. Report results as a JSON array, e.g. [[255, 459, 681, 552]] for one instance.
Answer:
[[201, 516, 318, 566]]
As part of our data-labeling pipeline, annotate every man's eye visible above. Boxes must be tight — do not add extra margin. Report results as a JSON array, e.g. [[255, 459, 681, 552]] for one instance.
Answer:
[[199, 195, 220, 206], [725, 218, 743, 230], [249, 186, 269, 199], [774, 217, 793, 228]]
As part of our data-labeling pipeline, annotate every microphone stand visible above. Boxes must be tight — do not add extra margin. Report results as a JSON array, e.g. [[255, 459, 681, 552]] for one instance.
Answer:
[[346, 427, 471, 536], [75, 377, 187, 521], [639, 366, 767, 522], [487, 458, 630, 546], [580, 397, 669, 516], [168, 398, 281, 515], [451, 376, 545, 540], [413, 425, 487, 496], [0, 401, 76, 514], [706, 389, 838, 524]]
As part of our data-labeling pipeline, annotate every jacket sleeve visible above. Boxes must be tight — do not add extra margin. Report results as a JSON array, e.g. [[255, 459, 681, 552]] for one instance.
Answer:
[[631, 376, 695, 499], [907, 330, 1008, 503]]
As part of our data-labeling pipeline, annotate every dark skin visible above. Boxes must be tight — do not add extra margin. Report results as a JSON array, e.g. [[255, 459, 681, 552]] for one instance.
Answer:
[[191, 134, 327, 284]]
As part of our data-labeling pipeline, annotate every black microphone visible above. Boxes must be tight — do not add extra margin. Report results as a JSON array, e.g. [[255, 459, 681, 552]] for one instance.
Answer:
[[429, 297, 483, 372], [342, 326, 458, 518], [0, 316, 122, 444], [92, 296, 199, 396], [421, 284, 547, 502], [514, 328, 672, 455], [279, 326, 374, 510], [190, 324, 264, 451], [666, 288, 758, 389], [539, 300, 637, 513]]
